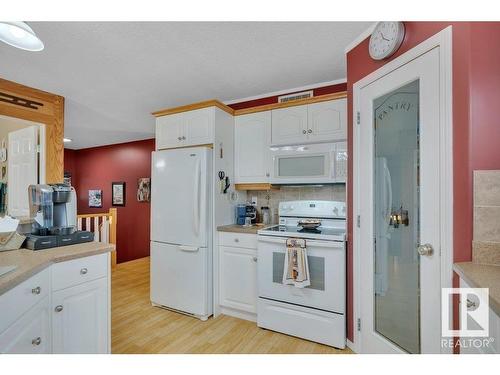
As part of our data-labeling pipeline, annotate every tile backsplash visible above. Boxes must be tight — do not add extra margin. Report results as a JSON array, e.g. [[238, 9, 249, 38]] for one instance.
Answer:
[[473, 170, 500, 265], [247, 185, 346, 224]]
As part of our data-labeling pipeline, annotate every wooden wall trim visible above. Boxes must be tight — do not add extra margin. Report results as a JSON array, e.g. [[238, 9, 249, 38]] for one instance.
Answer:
[[152, 99, 234, 117], [233, 91, 347, 116], [0, 77, 64, 183]]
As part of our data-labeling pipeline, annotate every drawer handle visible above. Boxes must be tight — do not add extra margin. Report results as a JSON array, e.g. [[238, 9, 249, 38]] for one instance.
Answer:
[[80, 268, 88, 275], [61, 238, 71, 242], [55, 305, 63, 313], [252, 257, 258, 262], [31, 286, 41, 295], [234, 238, 239, 243], [32, 337, 42, 346]]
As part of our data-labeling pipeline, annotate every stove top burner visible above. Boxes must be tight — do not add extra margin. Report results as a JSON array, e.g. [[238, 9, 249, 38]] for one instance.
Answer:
[[298, 227, 322, 234]]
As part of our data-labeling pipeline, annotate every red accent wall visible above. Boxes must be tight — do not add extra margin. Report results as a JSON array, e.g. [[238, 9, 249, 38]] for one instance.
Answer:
[[346, 22, 500, 345], [228, 83, 347, 110], [64, 139, 155, 263]]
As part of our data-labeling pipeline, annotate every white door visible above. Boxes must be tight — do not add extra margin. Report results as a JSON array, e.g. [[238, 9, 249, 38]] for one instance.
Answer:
[[156, 113, 184, 150], [307, 99, 347, 143], [52, 278, 108, 354], [271, 105, 308, 146], [184, 107, 214, 146], [151, 147, 209, 247], [357, 47, 442, 353], [150, 241, 210, 316], [8, 125, 38, 218], [219, 246, 257, 313], [234, 111, 271, 183], [0, 297, 51, 354]]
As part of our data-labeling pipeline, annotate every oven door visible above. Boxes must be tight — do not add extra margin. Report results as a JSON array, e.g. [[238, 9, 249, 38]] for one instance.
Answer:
[[257, 235, 345, 313], [270, 143, 335, 184]]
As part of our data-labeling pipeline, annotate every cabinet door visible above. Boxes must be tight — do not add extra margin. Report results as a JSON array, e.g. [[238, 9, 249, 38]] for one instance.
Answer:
[[235, 111, 271, 183], [0, 297, 51, 354], [52, 277, 108, 354], [156, 113, 184, 150], [184, 107, 214, 146], [271, 105, 308, 145], [307, 98, 347, 143], [219, 246, 257, 313]]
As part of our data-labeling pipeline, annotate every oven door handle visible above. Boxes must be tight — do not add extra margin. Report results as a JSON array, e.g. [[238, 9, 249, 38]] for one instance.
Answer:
[[258, 236, 344, 249]]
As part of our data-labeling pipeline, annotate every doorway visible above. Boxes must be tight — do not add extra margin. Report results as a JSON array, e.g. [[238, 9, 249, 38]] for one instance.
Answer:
[[353, 28, 453, 354], [0, 115, 45, 218]]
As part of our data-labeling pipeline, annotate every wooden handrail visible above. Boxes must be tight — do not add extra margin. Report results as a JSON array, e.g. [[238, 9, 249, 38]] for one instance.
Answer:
[[77, 208, 117, 267]]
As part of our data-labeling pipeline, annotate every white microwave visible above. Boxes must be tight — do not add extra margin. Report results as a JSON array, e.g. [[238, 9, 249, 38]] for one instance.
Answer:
[[269, 142, 347, 184]]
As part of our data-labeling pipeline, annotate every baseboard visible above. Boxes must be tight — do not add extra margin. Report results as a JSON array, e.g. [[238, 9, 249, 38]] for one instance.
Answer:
[[220, 306, 257, 322]]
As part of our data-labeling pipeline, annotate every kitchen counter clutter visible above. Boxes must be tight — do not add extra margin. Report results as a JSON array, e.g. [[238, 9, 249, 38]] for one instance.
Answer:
[[217, 224, 269, 235], [0, 242, 114, 354], [0, 241, 115, 296], [453, 262, 500, 316]]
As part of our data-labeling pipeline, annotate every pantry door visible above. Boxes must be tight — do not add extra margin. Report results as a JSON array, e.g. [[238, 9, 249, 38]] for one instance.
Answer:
[[355, 39, 451, 354]]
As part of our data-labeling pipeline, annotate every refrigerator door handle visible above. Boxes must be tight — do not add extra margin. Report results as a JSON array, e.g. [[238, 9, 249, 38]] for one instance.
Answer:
[[178, 245, 200, 252], [193, 158, 201, 236]]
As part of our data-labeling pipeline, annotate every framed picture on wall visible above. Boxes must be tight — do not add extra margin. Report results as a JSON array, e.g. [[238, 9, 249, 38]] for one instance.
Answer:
[[88, 189, 102, 208], [112, 182, 126, 206], [137, 178, 150, 202]]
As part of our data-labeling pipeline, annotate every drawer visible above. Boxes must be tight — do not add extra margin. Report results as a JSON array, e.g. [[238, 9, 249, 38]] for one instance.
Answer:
[[219, 232, 257, 249], [51, 253, 108, 291], [0, 267, 50, 334], [0, 296, 51, 354]]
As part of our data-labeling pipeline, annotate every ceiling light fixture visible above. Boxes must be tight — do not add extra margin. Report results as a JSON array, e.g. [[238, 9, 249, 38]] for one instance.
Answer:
[[0, 21, 44, 51], [63, 138, 72, 143]]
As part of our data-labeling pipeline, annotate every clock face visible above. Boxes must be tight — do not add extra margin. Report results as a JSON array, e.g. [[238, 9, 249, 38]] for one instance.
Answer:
[[369, 22, 405, 60]]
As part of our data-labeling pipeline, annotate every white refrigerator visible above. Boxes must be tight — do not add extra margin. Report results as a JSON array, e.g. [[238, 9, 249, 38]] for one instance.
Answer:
[[150, 146, 213, 320]]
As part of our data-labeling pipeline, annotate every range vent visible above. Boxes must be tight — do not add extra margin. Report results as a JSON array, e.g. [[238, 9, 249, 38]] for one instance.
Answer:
[[278, 90, 313, 103]]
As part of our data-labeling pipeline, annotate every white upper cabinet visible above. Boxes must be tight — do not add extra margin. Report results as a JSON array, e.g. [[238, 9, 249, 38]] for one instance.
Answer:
[[156, 107, 215, 150], [307, 98, 347, 142], [184, 107, 215, 146], [270, 98, 347, 146], [271, 105, 308, 146], [156, 113, 184, 149], [235, 111, 271, 183]]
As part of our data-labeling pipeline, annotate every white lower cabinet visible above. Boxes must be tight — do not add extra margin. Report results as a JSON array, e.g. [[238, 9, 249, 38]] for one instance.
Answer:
[[0, 296, 51, 354], [218, 232, 258, 321], [0, 252, 110, 354], [52, 277, 108, 354]]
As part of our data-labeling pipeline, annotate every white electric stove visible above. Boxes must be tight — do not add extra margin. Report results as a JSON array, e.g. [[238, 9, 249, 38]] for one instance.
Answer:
[[257, 200, 347, 349]]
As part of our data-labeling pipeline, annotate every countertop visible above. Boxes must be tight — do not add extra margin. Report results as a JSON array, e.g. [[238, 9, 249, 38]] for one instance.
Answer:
[[453, 262, 500, 316], [0, 242, 115, 296], [217, 224, 271, 234]]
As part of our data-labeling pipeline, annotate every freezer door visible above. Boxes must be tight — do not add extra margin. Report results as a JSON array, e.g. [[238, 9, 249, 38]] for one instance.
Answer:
[[150, 241, 211, 316], [151, 147, 210, 247]]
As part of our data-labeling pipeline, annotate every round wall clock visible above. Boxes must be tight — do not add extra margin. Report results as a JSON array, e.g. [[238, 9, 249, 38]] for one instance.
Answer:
[[369, 22, 405, 60]]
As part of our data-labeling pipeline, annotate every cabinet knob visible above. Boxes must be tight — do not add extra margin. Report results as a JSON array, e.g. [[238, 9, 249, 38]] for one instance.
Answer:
[[55, 305, 63, 313], [252, 257, 258, 262], [80, 268, 88, 275], [32, 337, 42, 346], [234, 238, 239, 243], [31, 286, 41, 295], [266, 172, 270, 177], [177, 137, 182, 141], [182, 136, 186, 140], [308, 129, 312, 134], [302, 130, 307, 134]]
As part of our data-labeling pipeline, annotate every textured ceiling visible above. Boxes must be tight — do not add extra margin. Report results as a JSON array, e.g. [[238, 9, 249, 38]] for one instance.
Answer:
[[0, 22, 370, 149]]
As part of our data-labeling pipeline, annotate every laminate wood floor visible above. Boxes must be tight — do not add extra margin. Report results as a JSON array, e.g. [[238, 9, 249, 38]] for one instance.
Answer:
[[111, 257, 351, 354]]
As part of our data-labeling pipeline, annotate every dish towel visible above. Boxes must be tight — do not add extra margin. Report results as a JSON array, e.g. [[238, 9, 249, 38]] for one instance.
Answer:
[[282, 238, 310, 288]]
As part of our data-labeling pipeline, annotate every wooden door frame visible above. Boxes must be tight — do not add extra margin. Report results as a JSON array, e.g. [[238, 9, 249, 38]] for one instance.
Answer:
[[0, 77, 64, 183], [352, 26, 453, 353]]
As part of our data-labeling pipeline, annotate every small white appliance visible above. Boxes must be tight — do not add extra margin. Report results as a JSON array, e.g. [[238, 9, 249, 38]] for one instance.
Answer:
[[257, 200, 346, 348], [150, 147, 213, 321], [269, 142, 347, 185]]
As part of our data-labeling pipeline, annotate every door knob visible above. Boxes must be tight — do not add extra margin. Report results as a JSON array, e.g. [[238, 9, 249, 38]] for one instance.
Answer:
[[417, 243, 434, 256], [32, 337, 42, 346], [54, 305, 63, 312], [307, 129, 312, 133]]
